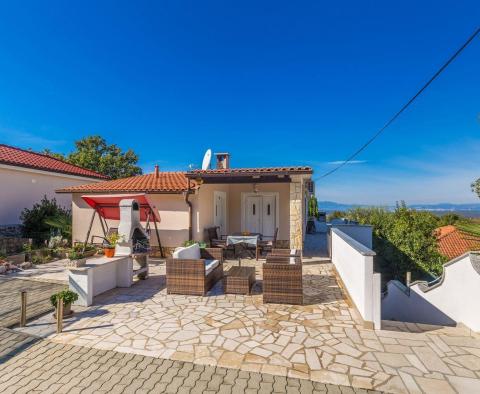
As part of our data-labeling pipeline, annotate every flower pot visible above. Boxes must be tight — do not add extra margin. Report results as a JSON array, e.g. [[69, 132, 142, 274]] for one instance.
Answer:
[[53, 303, 73, 319], [84, 249, 97, 258], [104, 248, 115, 258]]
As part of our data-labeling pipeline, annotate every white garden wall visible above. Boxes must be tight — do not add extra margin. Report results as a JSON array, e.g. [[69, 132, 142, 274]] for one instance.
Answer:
[[330, 228, 381, 328], [330, 224, 373, 249], [382, 252, 480, 332]]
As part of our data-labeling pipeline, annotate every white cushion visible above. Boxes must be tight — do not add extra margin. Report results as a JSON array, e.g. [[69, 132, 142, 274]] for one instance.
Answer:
[[173, 243, 201, 260], [172, 247, 185, 259], [290, 249, 296, 255], [289, 257, 296, 265], [204, 259, 219, 276]]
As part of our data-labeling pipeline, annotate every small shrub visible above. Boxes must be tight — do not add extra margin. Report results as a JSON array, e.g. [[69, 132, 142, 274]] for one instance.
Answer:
[[50, 290, 78, 307], [182, 240, 207, 248], [67, 249, 85, 260], [105, 233, 121, 248]]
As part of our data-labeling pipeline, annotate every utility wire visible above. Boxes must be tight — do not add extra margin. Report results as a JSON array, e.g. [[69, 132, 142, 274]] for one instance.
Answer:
[[318, 26, 480, 180]]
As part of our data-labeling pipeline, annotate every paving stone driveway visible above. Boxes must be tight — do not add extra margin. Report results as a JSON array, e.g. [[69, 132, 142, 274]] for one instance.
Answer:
[[0, 328, 378, 394]]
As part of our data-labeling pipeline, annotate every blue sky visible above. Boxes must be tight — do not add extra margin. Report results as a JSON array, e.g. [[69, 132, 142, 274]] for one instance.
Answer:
[[0, 1, 479, 205]]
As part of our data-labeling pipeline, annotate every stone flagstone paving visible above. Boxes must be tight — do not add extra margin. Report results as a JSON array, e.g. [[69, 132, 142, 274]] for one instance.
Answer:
[[15, 259, 480, 393]]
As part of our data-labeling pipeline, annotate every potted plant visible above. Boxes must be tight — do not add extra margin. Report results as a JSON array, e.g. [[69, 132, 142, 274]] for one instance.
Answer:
[[73, 243, 97, 258], [66, 249, 86, 268], [103, 233, 120, 258], [50, 289, 78, 318]]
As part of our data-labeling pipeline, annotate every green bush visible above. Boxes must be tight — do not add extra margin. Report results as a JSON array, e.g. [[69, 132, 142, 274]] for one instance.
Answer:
[[308, 196, 320, 219], [345, 202, 447, 282], [182, 240, 207, 248], [67, 249, 85, 260], [50, 290, 78, 307], [327, 210, 345, 221], [20, 196, 72, 246]]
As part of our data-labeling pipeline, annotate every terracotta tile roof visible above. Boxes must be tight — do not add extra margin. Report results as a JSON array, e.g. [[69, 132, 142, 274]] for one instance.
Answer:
[[436, 225, 480, 260], [0, 144, 108, 179], [186, 166, 313, 177], [57, 172, 192, 193]]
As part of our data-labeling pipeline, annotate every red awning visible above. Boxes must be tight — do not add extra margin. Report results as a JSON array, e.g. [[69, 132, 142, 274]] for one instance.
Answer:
[[81, 194, 161, 222]]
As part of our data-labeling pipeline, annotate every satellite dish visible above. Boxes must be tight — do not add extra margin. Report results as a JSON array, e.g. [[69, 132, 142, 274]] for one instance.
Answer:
[[202, 149, 212, 170]]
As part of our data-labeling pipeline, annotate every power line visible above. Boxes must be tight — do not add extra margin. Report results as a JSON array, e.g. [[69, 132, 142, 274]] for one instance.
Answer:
[[318, 26, 480, 180]]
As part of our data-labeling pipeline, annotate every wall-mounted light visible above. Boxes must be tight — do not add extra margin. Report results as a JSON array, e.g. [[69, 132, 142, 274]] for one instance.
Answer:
[[253, 183, 259, 193]]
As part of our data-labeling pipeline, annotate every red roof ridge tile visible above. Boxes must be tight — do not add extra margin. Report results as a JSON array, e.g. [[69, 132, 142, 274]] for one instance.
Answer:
[[0, 143, 108, 179], [57, 171, 192, 193]]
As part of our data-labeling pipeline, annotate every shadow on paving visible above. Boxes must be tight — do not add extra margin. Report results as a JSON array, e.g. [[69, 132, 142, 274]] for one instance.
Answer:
[[0, 277, 66, 328], [0, 328, 41, 365]]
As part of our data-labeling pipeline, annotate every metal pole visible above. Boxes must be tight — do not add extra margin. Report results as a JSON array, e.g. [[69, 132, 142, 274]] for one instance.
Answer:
[[152, 209, 164, 258], [56, 297, 63, 334], [83, 210, 96, 252], [20, 291, 27, 327], [96, 208, 106, 237], [406, 271, 411, 287]]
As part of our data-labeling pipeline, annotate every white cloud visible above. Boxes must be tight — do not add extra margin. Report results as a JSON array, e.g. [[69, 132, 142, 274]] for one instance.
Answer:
[[0, 127, 66, 149]]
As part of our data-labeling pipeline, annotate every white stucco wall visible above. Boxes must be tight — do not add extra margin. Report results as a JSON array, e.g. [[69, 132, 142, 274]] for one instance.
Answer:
[[191, 182, 291, 243], [331, 228, 381, 328], [0, 165, 102, 225], [71, 193, 189, 248], [382, 253, 480, 332], [330, 224, 373, 249]]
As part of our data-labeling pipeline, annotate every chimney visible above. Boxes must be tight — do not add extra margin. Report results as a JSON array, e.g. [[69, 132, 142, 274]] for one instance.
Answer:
[[154, 165, 159, 178], [215, 153, 230, 169]]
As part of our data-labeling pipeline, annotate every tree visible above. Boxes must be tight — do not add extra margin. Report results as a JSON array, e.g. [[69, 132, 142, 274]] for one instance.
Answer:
[[308, 196, 320, 219], [20, 196, 72, 245], [345, 203, 446, 281], [43, 136, 142, 179], [472, 178, 480, 199], [327, 210, 345, 221]]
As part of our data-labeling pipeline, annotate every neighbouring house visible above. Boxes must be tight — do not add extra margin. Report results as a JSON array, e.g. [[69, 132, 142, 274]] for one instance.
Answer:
[[436, 224, 480, 260], [57, 152, 314, 254], [0, 144, 108, 232]]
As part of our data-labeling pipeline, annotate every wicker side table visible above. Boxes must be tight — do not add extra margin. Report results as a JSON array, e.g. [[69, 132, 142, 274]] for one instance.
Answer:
[[224, 266, 255, 295]]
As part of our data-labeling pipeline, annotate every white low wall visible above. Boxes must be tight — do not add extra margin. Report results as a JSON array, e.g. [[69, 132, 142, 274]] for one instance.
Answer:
[[382, 252, 480, 332], [331, 228, 381, 328], [330, 224, 373, 249]]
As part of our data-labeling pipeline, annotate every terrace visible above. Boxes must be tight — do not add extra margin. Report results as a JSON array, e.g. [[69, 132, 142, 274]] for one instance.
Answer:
[[12, 231, 480, 393]]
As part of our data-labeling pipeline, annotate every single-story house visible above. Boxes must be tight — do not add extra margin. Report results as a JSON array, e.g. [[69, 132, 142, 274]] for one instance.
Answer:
[[57, 153, 314, 254], [0, 144, 108, 231]]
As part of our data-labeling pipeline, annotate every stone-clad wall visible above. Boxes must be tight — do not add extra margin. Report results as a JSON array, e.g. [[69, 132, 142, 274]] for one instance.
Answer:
[[289, 176, 303, 250]]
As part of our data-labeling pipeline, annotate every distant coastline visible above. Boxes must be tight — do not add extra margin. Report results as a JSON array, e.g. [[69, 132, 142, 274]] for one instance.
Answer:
[[318, 201, 480, 218]]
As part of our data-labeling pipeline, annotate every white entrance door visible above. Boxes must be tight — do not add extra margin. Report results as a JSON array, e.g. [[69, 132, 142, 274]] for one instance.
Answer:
[[244, 194, 277, 236], [262, 195, 276, 238], [214, 191, 227, 235], [245, 195, 262, 234]]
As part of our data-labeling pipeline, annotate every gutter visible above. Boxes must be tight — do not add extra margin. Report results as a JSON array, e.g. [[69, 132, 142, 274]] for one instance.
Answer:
[[184, 179, 193, 240]]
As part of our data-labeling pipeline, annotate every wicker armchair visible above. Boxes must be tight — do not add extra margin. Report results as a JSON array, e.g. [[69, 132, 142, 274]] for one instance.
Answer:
[[263, 254, 303, 305], [207, 227, 226, 247], [166, 247, 224, 296], [270, 248, 302, 258], [207, 227, 234, 258], [258, 228, 278, 257]]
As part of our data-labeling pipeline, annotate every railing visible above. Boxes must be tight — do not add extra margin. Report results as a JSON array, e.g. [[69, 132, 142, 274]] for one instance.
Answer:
[[330, 228, 381, 329]]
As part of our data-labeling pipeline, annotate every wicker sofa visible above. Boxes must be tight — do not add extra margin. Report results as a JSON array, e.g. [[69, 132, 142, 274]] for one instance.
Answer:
[[263, 254, 303, 305], [166, 244, 224, 296]]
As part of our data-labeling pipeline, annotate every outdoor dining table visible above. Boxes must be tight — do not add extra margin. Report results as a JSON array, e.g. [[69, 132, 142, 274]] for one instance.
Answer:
[[226, 234, 261, 260]]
